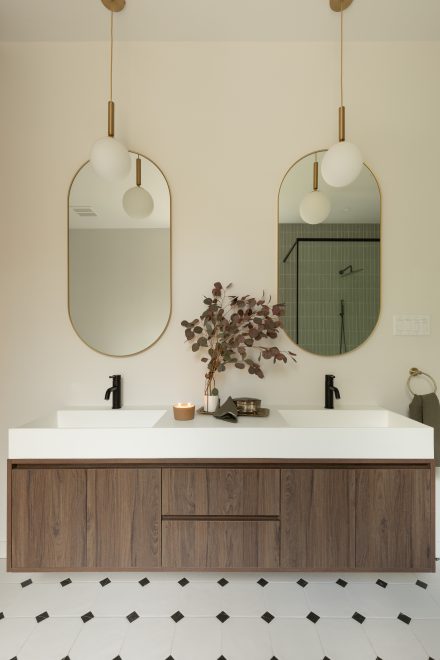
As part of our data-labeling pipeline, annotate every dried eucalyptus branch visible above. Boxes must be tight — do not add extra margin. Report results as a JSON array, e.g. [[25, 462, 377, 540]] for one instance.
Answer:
[[182, 281, 296, 394]]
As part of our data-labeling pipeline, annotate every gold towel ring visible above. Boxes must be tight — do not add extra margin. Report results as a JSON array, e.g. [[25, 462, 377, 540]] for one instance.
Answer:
[[407, 367, 437, 395]]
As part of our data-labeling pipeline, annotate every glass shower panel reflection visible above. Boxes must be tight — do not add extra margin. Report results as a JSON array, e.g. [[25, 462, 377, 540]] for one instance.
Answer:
[[288, 239, 379, 355]]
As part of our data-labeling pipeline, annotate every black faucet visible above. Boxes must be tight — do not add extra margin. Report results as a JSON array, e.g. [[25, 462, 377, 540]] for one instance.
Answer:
[[105, 375, 122, 409], [325, 374, 341, 409]]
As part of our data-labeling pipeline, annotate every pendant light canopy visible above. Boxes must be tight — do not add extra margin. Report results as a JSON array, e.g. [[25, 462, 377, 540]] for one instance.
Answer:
[[321, 0, 363, 188], [123, 156, 154, 219], [300, 154, 331, 224], [90, 1, 130, 181]]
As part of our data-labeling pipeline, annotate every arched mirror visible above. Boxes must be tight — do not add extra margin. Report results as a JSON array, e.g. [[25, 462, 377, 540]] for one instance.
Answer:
[[278, 150, 380, 356], [68, 152, 171, 356]]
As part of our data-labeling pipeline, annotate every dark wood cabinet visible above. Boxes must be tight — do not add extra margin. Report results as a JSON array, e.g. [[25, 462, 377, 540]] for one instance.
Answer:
[[7, 459, 435, 572], [87, 468, 161, 569], [10, 468, 87, 570], [355, 468, 433, 570], [162, 520, 280, 569], [281, 468, 355, 570], [162, 468, 279, 516]]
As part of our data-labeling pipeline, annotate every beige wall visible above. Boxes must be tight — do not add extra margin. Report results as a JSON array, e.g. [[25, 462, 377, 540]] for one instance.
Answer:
[[1, 41, 440, 551]]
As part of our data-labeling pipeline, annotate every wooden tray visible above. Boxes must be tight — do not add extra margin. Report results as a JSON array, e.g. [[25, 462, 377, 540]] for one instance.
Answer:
[[197, 407, 270, 418]]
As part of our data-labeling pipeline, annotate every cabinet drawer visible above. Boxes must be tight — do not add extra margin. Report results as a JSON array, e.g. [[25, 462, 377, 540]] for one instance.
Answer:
[[162, 468, 280, 516], [162, 520, 280, 569]]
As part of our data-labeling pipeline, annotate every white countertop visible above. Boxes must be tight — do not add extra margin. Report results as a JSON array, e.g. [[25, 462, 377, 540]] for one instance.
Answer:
[[8, 405, 434, 461]]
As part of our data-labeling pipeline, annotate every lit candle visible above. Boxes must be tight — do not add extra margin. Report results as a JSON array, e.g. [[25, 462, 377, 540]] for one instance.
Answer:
[[173, 402, 195, 421]]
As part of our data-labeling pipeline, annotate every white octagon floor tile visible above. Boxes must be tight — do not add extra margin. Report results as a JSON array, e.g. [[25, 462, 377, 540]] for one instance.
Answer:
[[172, 616, 221, 660], [317, 617, 376, 660], [364, 618, 426, 660], [269, 617, 323, 660], [120, 617, 175, 660], [221, 616, 272, 660], [19, 617, 83, 660]]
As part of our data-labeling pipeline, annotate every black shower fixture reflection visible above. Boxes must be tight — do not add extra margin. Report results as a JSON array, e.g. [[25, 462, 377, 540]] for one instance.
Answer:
[[338, 264, 364, 277]]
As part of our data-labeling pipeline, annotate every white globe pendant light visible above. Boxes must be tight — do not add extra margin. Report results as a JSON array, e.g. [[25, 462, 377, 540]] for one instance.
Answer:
[[123, 156, 154, 219], [300, 155, 331, 224], [321, 0, 363, 188], [90, 1, 130, 181]]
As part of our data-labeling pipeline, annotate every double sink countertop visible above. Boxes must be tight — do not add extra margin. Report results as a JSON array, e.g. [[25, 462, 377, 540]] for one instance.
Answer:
[[8, 405, 433, 460]]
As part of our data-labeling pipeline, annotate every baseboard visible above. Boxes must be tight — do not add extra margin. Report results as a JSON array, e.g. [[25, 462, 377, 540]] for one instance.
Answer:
[[0, 541, 6, 559]]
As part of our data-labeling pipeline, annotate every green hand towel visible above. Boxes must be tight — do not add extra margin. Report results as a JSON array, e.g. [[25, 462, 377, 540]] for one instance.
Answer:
[[213, 396, 239, 423], [409, 392, 440, 466]]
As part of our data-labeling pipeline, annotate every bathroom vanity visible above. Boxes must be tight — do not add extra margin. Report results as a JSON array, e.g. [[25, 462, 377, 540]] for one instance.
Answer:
[[7, 407, 435, 572]]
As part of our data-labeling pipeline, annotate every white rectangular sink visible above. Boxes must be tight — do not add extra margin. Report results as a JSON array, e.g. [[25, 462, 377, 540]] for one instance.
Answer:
[[278, 408, 420, 429], [56, 409, 167, 429]]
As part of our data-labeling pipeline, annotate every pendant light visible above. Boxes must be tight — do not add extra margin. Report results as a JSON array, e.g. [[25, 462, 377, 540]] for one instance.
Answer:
[[90, 0, 130, 181], [321, 0, 363, 188], [123, 155, 154, 219], [300, 154, 331, 224]]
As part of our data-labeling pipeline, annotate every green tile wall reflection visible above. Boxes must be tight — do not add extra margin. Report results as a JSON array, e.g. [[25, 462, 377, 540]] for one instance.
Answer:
[[279, 223, 380, 356]]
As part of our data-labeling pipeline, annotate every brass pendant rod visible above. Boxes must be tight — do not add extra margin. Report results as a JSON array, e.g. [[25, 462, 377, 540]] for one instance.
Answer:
[[108, 100, 115, 137], [338, 0, 346, 142], [313, 160, 318, 191], [110, 10, 113, 102], [136, 156, 142, 187]]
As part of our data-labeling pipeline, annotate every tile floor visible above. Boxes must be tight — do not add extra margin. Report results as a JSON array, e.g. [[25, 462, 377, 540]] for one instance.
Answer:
[[1, 560, 440, 660]]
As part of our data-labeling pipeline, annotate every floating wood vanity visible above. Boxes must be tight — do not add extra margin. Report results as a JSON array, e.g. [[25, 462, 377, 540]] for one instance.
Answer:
[[7, 458, 435, 572], [7, 407, 435, 572]]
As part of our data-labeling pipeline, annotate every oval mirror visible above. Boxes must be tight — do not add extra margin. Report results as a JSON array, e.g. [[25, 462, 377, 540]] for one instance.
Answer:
[[278, 150, 380, 356], [68, 152, 171, 356]]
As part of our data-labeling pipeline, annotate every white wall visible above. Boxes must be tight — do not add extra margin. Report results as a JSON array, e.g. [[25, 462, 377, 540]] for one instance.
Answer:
[[1, 41, 440, 551]]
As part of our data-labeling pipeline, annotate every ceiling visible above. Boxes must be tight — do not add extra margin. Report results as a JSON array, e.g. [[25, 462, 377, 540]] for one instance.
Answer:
[[1, 0, 440, 42]]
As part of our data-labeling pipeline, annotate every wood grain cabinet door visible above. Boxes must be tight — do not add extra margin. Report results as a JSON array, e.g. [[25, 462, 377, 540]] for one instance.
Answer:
[[87, 468, 161, 569], [355, 468, 433, 571], [162, 468, 280, 516], [162, 520, 280, 569], [280, 468, 355, 570], [11, 468, 87, 570]]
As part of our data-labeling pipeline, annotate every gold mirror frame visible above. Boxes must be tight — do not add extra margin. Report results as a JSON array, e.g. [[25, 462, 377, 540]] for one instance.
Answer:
[[67, 151, 172, 357]]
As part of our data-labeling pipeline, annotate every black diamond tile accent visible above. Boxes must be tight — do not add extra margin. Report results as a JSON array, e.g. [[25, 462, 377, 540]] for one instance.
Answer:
[[81, 611, 94, 623], [261, 611, 275, 624], [113, 656, 122, 660], [336, 578, 347, 588], [139, 577, 150, 587], [100, 577, 111, 587], [323, 657, 332, 660], [397, 612, 411, 625], [218, 656, 228, 660], [165, 656, 174, 660], [306, 611, 320, 624], [36, 611, 49, 623], [61, 657, 71, 660], [376, 579, 388, 589], [178, 577, 189, 587], [416, 579, 428, 589], [127, 611, 139, 623], [171, 611, 184, 623], [352, 612, 366, 624], [297, 578, 308, 588], [0, 612, 4, 620], [10, 657, 18, 660], [21, 579, 32, 588], [271, 657, 279, 660], [217, 578, 229, 587], [60, 578, 72, 587], [216, 611, 230, 623], [257, 578, 268, 587]]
